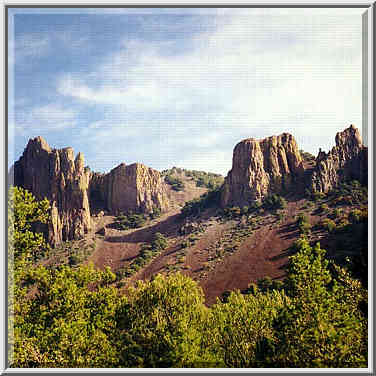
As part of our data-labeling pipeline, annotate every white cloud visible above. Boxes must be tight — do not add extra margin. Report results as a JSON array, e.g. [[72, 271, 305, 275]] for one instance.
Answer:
[[54, 9, 363, 175], [15, 104, 77, 135]]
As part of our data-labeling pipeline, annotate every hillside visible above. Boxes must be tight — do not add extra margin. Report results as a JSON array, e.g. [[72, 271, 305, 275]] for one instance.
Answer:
[[13, 125, 365, 305]]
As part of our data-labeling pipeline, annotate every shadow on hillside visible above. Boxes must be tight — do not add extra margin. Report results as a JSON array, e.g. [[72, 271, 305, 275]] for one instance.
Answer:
[[277, 222, 299, 240], [105, 213, 183, 244], [268, 246, 296, 262]]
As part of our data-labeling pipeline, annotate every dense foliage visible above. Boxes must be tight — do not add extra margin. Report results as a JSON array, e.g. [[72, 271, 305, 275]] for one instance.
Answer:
[[9, 188, 368, 368], [113, 212, 147, 230]]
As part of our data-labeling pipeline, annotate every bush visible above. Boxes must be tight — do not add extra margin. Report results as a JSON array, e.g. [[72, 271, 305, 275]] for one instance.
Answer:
[[318, 203, 329, 213], [332, 208, 343, 219], [320, 218, 336, 233], [114, 212, 147, 230], [165, 174, 185, 191], [348, 209, 368, 224], [149, 206, 162, 220], [181, 186, 221, 218], [296, 214, 311, 234], [312, 191, 326, 201], [263, 194, 287, 211], [152, 232, 168, 250]]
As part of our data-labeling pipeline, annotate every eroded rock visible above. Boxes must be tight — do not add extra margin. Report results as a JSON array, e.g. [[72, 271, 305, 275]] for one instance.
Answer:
[[12, 136, 91, 246], [221, 133, 304, 207]]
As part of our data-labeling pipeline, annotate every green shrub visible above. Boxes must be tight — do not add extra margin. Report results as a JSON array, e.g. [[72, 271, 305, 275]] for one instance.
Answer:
[[348, 209, 368, 224], [312, 191, 326, 201], [152, 232, 168, 250], [263, 194, 287, 211], [181, 186, 222, 218], [165, 174, 185, 191], [320, 218, 336, 233], [318, 203, 329, 213], [114, 212, 147, 230]]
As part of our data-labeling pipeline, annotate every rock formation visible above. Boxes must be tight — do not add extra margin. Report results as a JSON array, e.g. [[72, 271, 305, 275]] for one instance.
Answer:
[[12, 137, 169, 246], [221, 133, 304, 207], [12, 137, 91, 245], [89, 162, 169, 215], [309, 125, 367, 193], [221, 125, 367, 208]]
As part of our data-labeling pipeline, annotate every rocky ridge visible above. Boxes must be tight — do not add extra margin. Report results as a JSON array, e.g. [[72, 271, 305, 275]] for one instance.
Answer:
[[221, 133, 304, 207], [309, 125, 367, 193], [221, 125, 367, 207], [12, 137, 169, 245]]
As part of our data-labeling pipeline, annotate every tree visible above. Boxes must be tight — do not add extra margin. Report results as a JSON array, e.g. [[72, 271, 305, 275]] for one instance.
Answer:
[[117, 273, 218, 367], [8, 186, 50, 263], [12, 264, 123, 368], [8, 187, 50, 365], [265, 237, 367, 367], [210, 289, 289, 367]]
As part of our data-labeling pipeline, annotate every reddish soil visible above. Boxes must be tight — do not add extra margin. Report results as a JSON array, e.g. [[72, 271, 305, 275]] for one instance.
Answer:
[[85, 180, 338, 305]]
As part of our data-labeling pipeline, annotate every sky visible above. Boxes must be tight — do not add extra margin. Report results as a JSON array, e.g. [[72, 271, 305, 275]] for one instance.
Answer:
[[8, 7, 365, 176]]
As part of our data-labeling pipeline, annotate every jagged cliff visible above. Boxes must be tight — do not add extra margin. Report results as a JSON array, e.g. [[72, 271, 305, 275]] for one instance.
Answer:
[[12, 137, 91, 245], [221, 133, 304, 207], [221, 125, 367, 207], [89, 162, 169, 215], [309, 125, 367, 193], [12, 137, 169, 245]]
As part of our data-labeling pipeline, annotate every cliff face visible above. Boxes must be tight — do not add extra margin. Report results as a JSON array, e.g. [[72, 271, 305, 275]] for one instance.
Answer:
[[221, 133, 304, 207], [310, 125, 367, 193], [89, 162, 169, 215], [12, 137, 169, 246], [12, 137, 91, 245], [221, 125, 367, 207]]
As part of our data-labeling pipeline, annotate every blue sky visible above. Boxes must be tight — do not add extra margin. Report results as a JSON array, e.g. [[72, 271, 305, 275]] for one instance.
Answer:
[[8, 7, 364, 175]]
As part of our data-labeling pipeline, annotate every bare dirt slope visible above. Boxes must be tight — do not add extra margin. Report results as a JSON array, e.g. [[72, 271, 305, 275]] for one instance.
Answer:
[[80, 171, 365, 305]]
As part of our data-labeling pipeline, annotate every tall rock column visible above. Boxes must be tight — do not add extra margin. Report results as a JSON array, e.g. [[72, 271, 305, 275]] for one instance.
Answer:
[[310, 125, 367, 193], [12, 137, 91, 246], [221, 133, 304, 207]]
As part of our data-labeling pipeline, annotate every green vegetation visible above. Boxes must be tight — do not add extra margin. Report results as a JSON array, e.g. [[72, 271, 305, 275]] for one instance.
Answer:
[[320, 218, 337, 233], [329, 180, 367, 206], [116, 232, 169, 280], [164, 174, 185, 191], [162, 167, 224, 190], [114, 212, 147, 230], [263, 194, 287, 211], [180, 186, 221, 218], [296, 213, 311, 235], [10, 188, 368, 368]]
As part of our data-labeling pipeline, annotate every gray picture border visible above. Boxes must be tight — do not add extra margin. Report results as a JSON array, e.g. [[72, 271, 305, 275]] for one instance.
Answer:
[[2, 2, 374, 375]]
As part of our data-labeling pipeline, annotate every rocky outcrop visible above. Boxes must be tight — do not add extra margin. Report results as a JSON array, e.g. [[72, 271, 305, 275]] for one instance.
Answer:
[[89, 163, 169, 215], [310, 125, 367, 193], [12, 137, 91, 245], [221, 133, 304, 207]]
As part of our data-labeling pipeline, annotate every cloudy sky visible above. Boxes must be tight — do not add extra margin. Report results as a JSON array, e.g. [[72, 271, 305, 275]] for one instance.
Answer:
[[8, 7, 364, 176]]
